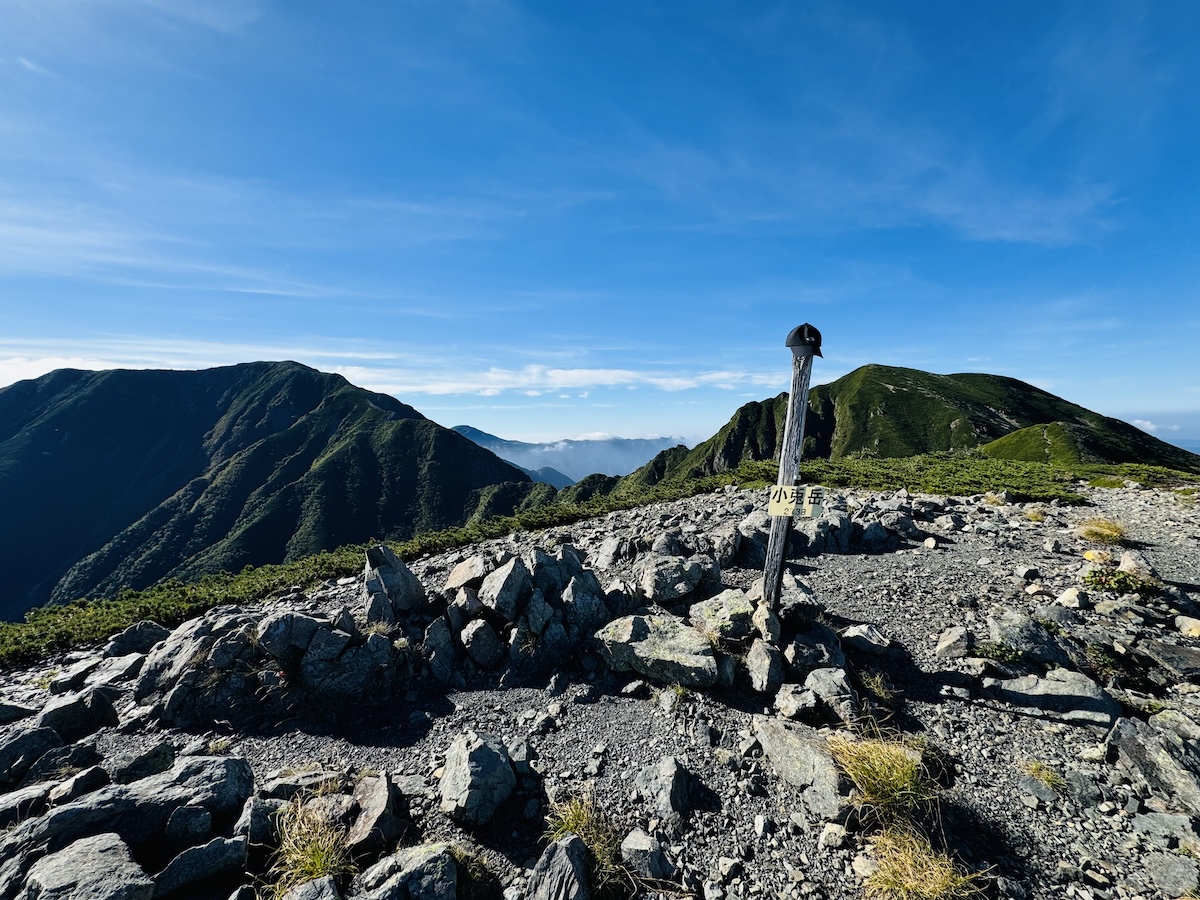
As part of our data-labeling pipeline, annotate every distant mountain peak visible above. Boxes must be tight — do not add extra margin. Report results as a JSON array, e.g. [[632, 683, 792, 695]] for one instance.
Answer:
[[452, 426, 683, 480]]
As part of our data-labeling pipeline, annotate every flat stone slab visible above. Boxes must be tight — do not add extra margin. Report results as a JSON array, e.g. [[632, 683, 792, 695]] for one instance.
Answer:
[[594, 614, 717, 687]]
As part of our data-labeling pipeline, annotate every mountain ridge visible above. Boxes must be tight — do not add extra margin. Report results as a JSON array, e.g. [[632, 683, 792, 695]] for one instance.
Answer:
[[0, 361, 531, 619], [451, 425, 681, 481]]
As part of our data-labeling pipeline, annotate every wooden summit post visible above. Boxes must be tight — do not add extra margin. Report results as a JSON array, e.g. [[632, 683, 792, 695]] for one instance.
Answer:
[[763, 323, 822, 611]]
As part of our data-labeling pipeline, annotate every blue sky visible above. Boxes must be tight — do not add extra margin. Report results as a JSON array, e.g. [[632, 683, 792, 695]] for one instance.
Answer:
[[2, 1, 1199, 447]]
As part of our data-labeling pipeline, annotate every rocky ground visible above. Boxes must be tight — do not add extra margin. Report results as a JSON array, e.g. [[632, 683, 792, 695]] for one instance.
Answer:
[[1, 479, 1200, 900]]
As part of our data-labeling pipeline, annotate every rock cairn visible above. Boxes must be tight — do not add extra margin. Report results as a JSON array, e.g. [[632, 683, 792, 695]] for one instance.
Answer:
[[0, 481, 1198, 898]]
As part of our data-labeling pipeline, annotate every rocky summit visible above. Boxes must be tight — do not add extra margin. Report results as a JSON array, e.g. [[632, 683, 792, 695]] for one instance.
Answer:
[[1, 480, 1199, 899]]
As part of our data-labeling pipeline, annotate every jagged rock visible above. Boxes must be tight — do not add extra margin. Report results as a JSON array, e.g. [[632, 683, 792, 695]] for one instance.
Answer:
[[1110, 717, 1200, 817], [347, 774, 407, 855], [261, 768, 341, 801], [48, 658, 103, 695], [594, 614, 717, 688], [439, 732, 515, 827], [523, 834, 592, 900], [561, 572, 610, 637], [34, 688, 119, 743], [935, 626, 973, 658], [634, 756, 691, 830], [774, 684, 818, 719], [108, 740, 176, 784], [783, 626, 845, 677], [0, 701, 36, 726], [620, 828, 675, 880], [16, 743, 100, 790], [282, 876, 341, 900], [423, 618, 458, 684], [752, 603, 781, 644], [86, 653, 146, 689], [593, 535, 631, 571], [259, 611, 323, 668], [986, 608, 1070, 667], [480, 558, 533, 622], [753, 718, 850, 822], [14, 832, 153, 900], [103, 621, 171, 658], [710, 523, 742, 567], [1145, 850, 1199, 897], [0, 783, 52, 829], [353, 842, 457, 900], [878, 510, 921, 540], [444, 556, 489, 592], [152, 835, 248, 898], [363, 544, 427, 619], [527, 547, 569, 600], [47, 765, 110, 806], [1133, 811, 1200, 850], [746, 640, 784, 694], [234, 796, 284, 845], [447, 587, 485, 632], [0, 756, 254, 896], [985, 669, 1120, 729], [1138, 639, 1200, 682], [689, 590, 756, 644], [462, 619, 506, 668], [0, 727, 63, 789], [736, 510, 771, 567], [776, 575, 823, 628], [804, 667, 859, 726], [634, 553, 705, 603], [165, 805, 213, 847], [840, 623, 896, 657]]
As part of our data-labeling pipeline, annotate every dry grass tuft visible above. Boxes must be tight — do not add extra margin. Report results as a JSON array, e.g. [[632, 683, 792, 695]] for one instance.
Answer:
[[269, 798, 356, 899], [1020, 760, 1066, 793], [828, 735, 936, 823], [866, 826, 984, 899], [1078, 517, 1126, 545], [544, 792, 627, 894]]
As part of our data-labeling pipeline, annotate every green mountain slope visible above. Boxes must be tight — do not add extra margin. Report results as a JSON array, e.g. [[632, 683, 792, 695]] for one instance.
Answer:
[[0, 362, 529, 619], [625, 365, 1200, 489]]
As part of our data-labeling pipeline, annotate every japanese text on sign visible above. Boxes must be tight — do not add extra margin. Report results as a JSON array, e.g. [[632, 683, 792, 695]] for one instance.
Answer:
[[768, 485, 825, 518]]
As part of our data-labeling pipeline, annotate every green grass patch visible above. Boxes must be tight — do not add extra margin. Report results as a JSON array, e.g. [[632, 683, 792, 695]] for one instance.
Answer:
[[1082, 568, 1158, 596]]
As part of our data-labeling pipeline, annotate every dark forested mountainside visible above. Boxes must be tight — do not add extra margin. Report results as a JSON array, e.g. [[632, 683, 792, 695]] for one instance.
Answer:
[[0, 362, 529, 620]]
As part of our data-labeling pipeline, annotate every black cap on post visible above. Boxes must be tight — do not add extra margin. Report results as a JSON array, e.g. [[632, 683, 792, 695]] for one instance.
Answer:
[[785, 323, 822, 358]]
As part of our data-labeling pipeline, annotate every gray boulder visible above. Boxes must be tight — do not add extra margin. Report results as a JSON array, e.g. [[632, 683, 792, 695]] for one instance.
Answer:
[[0, 727, 63, 789], [353, 842, 457, 900], [0, 701, 36, 726], [689, 590, 756, 644], [462, 619, 506, 668], [986, 668, 1120, 729], [281, 876, 341, 900], [1145, 850, 1199, 897], [986, 608, 1070, 667], [0, 783, 52, 830], [783, 626, 845, 677], [363, 544, 427, 619], [34, 688, 118, 743], [776, 575, 824, 628], [347, 774, 407, 855], [152, 835, 248, 898], [438, 732, 515, 827], [594, 614, 717, 688], [479, 558, 533, 622], [754, 718, 851, 823], [633, 756, 691, 831], [423, 618, 458, 684], [444, 556, 489, 592], [523, 834, 592, 900], [620, 828, 675, 880], [1110, 717, 1200, 817], [561, 573, 610, 637], [634, 553, 705, 603], [0, 756, 254, 896], [746, 640, 784, 695], [15, 832, 153, 900], [48, 658, 103, 695], [804, 667, 859, 726], [103, 621, 170, 658]]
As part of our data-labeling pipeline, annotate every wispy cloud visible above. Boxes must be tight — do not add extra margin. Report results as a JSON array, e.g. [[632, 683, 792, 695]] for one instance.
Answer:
[[0, 337, 792, 401]]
